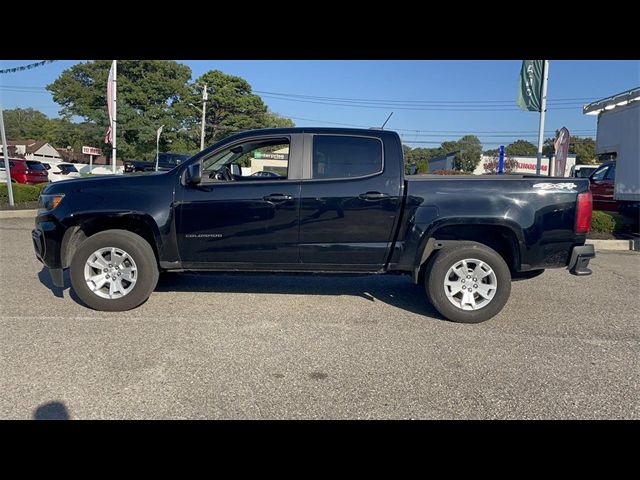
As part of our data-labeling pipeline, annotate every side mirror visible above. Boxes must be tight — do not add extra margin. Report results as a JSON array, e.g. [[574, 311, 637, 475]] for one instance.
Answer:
[[187, 162, 202, 185], [230, 163, 241, 177]]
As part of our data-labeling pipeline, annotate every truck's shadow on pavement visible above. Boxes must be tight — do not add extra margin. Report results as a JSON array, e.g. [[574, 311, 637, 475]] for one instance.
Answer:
[[156, 272, 446, 320], [37, 267, 446, 320], [37, 267, 84, 305]]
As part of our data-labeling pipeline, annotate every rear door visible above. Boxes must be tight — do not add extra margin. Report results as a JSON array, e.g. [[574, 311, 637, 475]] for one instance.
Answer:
[[298, 133, 403, 271]]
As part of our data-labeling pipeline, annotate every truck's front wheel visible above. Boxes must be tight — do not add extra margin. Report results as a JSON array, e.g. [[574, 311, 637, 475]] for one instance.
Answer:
[[70, 229, 159, 311], [425, 242, 511, 323]]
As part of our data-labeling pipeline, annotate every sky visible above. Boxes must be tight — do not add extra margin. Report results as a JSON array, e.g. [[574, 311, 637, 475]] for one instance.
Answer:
[[1, 60, 638, 149]]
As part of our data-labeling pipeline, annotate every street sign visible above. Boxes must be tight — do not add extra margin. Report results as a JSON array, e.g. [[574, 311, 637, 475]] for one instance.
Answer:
[[82, 146, 101, 156]]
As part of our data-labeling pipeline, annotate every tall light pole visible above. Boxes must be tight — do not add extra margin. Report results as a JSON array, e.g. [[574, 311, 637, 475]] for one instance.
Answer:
[[200, 83, 208, 151], [0, 105, 15, 206], [155, 125, 164, 172]]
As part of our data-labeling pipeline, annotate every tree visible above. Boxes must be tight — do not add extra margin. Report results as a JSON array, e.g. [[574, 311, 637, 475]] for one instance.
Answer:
[[178, 70, 271, 149], [47, 60, 192, 159], [3, 108, 49, 140], [440, 141, 459, 154], [505, 139, 537, 156], [263, 111, 295, 128], [572, 137, 597, 164], [453, 135, 482, 173], [541, 131, 597, 164]]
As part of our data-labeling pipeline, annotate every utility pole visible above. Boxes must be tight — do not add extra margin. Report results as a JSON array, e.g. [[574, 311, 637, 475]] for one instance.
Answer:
[[535, 60, 549, 175], [0, 105, 15, 206], [200, 83, 208, 151]]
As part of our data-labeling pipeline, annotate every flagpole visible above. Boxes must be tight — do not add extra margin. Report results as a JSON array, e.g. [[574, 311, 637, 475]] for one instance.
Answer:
[[536, 60, 549, 175], [112, 60, 117, 174]]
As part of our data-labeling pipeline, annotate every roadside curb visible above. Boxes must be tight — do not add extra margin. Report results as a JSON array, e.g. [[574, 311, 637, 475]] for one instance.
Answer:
[[586, 239, 635, 251], [0, 209, 38, 219]]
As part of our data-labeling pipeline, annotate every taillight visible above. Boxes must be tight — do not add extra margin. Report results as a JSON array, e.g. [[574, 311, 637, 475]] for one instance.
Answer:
[[576, 191, 592, 234]]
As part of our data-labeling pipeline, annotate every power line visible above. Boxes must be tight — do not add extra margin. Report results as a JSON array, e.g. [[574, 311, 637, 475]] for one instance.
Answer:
[[286, 116, 594, 135], [254, 90, 596, 105], [259, 94, 586, 111]]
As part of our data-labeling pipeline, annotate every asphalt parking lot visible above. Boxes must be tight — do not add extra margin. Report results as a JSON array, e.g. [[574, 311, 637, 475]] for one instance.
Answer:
[[1, 217, 639, 419]]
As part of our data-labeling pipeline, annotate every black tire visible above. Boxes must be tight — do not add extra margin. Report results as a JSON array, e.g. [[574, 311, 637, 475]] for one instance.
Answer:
[[70, 229, 159, 311], [425, 241, 511, 323]]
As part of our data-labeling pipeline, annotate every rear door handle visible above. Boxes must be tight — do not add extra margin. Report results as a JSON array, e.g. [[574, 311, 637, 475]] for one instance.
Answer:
[[263, 194, 293, 202], [359, 192, 390, 201]]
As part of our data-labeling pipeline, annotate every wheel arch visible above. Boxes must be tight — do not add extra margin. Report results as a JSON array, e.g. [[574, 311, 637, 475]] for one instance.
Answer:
[[413, 218, 524, 284], [61, 212, 162, 269]]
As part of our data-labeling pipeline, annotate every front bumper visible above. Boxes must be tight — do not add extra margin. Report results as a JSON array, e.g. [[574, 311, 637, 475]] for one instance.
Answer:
[[32, 218, 66, 288], [567, 244, 595, 276]]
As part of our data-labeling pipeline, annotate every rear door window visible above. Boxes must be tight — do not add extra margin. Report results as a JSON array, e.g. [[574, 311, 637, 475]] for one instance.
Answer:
[[312, 136, 382, 179]]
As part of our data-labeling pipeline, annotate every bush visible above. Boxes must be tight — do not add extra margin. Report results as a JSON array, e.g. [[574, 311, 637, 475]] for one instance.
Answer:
[[0, 183, 47, 204], [591, 210, 623, 233]]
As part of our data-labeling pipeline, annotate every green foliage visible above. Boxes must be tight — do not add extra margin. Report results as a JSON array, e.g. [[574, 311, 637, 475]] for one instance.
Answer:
[[2, 62, 294, 162], [3, 108, 49, 140], [453, 135, 482, 173], [178, 70, 269, 148], [484, 148, 500, 156], [263, 111, 295, 128], [572, 137, 597, 164], [47, 60, 193, 159], [591, 211, 623, 233], [0, 183, 44, 204], [505, 139, 537, 156], [416, 161, 429, 174], [402, 145, 441, 174], [542, 131, 597, 165]]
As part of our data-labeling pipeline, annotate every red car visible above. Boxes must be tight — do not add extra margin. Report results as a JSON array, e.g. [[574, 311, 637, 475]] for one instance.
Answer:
[[1, 158, 49, 185], [589, 160, 617, 212]]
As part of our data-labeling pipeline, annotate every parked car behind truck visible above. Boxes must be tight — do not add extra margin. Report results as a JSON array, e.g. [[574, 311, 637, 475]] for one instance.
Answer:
[[33, 128, 595, 323], [584, 88, 640, 229], [1, 158, 48, 185]]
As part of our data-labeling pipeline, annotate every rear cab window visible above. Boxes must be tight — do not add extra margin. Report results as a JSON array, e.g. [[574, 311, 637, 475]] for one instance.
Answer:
[[312, 135, 383, 179], [26, 161, 46, 171]]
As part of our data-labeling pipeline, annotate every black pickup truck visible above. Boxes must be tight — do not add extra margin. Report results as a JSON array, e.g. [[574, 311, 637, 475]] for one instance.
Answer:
[[32, 128, 595, 323], [123, 153, 190, 173]]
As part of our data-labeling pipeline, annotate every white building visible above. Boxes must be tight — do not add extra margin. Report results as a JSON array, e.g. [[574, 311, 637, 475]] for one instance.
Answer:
[[1, 140, 63, 163], [473, 154, 575, 176]]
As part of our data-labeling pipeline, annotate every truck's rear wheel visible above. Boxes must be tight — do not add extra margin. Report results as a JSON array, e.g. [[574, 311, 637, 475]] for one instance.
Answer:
[[425, 242, 511, 323], [70, 229, 159, 311]]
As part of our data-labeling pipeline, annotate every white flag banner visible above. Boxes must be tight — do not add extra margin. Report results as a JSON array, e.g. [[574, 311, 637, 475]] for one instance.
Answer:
[[104, 61, 115, 144]]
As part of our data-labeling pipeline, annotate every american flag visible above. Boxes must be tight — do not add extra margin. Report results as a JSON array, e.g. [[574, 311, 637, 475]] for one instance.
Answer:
[[104, 61, 115, 144]]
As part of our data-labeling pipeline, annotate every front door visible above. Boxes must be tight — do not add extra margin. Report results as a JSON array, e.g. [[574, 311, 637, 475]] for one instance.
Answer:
[[175, 135, 302, 267]]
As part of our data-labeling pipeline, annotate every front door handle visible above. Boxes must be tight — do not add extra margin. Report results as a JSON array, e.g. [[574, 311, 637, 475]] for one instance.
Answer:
[[359, 192, 390, 201], [263, 194, 293, 202]]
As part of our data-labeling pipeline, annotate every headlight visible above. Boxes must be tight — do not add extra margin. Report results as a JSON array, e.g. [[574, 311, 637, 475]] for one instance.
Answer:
[[39, 193, 65, 210]]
